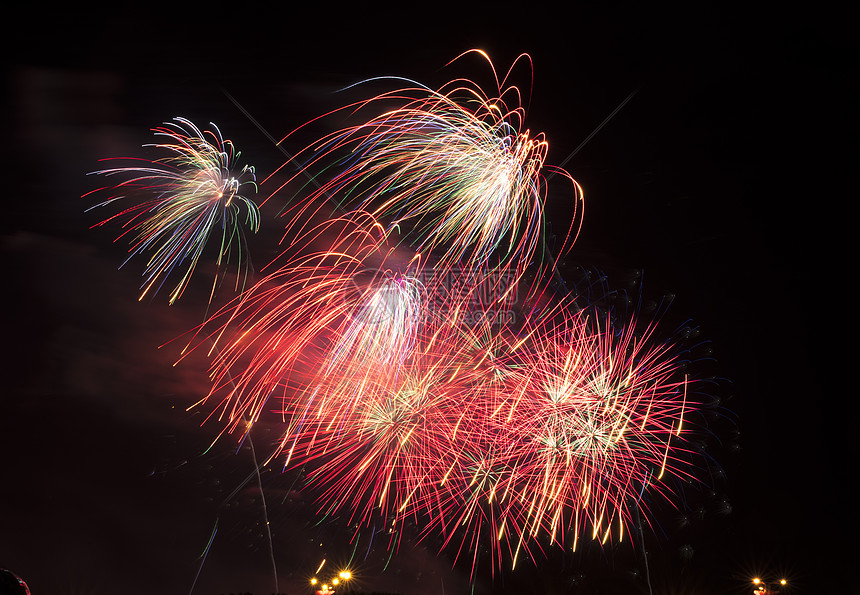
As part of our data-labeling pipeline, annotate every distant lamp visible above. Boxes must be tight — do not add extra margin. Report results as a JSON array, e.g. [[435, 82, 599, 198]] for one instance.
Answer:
[[751, 577, 786, 594]]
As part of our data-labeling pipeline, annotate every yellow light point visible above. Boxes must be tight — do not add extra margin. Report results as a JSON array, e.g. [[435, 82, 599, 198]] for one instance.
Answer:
[[398, 483, 422, 513], [613, 417, 629, 443], [512, 531, 524, 570], [340, 571, 351, 580], [186, 396, 207, 410], [316, 559, 326, 573], [399, 425, 416, 446], [550, 506, 562, 543], [592, 505, 612, 539], [535, 496, 553, 536], [780, 579, 787, 585], [311, 578, 317, 585], [440, 459, 458, 486], [332, 578, 339, 585], [501, 397, 517, 423], [469, 464, 488, 487], [524, 493, 537, 526], [451, 413, 465, 441], [511, 335, 530, 352], [550, 476, 564, 502], [593, 509, 605, 539], [529, 512, 543, 539], [753, 578, 761, 584], [488, 480, 499, 503], [282, 438, 296, 468], [501, 283, 517, 302], [500, 477, 513, 502], [424, 322, 447, 354], [379, 464, 397, 506], [474, 348, 492, 369], [451, 302, 463, 322], [357, 454, 374, 473], [497, 518, 506, 541], [606, 350, 614, 384], [491, 399, 506, 418], [564, 348, 576, 376], [601, 526, 611, 544], [657, 435, 671, 480]]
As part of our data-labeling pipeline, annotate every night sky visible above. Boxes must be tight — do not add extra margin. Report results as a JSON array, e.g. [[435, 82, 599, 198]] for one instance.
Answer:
[[2, 4, 855, 594]]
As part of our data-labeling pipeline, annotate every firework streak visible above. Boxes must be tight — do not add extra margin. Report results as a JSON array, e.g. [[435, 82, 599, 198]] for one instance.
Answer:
[[85, 117, 260, 304]]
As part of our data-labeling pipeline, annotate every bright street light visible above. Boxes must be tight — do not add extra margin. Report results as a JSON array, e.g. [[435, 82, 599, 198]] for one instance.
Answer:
[[752, 577, 787, 594], [311, 569, 354, 594]]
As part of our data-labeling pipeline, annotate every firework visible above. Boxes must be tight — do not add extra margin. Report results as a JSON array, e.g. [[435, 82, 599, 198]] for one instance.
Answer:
[[191, 212, 424, 440], [188, 208, 696, 575], [494, 312, 695, 560], [273, 50, 582, 294], [147, 53, 711, 580], [288, 351, 461, 533], [85, 117, 260, 304], [277, 315, 521, 566], [336, 306, 698, 574], [325, 267, 425, 379]]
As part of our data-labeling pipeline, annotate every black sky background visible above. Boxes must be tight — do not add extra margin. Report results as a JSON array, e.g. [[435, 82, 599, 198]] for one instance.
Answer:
[[2, 3, 855, 594]]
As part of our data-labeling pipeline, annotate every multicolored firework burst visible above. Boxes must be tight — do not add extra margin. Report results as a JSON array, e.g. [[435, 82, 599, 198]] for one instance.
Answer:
[[85, 117, 260, 304], [501, 313, 693, 557], [358, 306, 697, 575], [272, 50, 583, 294], [79, 52, 720, 583], [177, 49, 706, 574]]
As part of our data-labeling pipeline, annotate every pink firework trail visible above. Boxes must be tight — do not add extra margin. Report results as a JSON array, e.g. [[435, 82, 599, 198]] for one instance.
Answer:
[[188, 211, 425, 443], [494, 312, 694, 565]]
